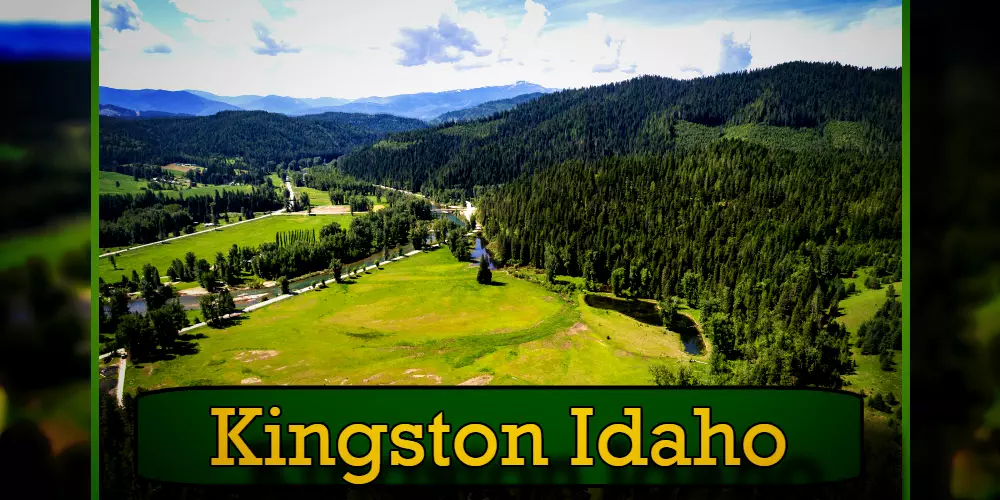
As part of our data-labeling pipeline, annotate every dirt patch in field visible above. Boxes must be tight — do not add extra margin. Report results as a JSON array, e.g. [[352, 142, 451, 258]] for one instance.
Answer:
[[164, 163, 202, 173], [178, 286, 210, 296], [567, 322, 589, 335], [234, 350, 279, 362], [233, 293, 268, 304], [310, 205, 353, 215], [261, 281, 277, 287], [241, 377, 261, 384], [403, 368, 421, 374], [362, 373, 383, 384], [458, 375, 493, 386], [426, 374, 442, 384], [614, 349, 633, 358]]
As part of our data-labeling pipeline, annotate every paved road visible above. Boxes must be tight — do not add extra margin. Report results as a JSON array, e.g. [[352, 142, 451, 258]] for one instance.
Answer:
[[286, 180, 295, 209], [115, 354, 127, 407]]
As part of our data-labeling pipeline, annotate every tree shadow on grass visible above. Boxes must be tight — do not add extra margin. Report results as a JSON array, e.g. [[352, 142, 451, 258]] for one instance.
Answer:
[[584, 294, 662, 326], [487, 281, 507, 286], [830, 305, 845, 320]]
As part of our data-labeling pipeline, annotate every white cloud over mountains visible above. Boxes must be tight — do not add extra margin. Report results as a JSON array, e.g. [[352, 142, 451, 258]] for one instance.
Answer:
[[98, 0, 902, 99]]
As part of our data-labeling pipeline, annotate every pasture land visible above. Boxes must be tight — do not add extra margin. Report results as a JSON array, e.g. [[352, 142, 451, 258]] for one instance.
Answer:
[[125, 249, 707, 390], [838, 270, 904, 420], [99, 170, 254, 198], [295, 185, 331, 206], [162, 163, 202, 174], [99, 214, 353, 284]]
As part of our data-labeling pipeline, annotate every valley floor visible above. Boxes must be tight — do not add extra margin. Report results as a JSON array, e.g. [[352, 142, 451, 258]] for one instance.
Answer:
[[125, 248, 709, 391]]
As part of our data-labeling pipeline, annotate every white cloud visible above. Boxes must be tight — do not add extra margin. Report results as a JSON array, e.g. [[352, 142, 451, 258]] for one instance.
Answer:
[[98, 0, 902, 99], [98, 0, 175, 57]]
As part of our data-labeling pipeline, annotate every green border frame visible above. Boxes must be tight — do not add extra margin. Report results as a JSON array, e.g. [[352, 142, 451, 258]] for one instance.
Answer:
[[902, 0, 910, 499], [86, 1, 912, 498], [90, 0, 100, 498]]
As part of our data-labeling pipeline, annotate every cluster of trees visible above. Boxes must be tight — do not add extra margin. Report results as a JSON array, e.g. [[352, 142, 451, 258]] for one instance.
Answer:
[[99, 264, 190, 361], [339, 62, 901, 194], [857, 289, 903, 363], [167, 246, 249, 290], [866, 390, 900, 413], [292, 162, 385, 213], [99, 111, 425, 171], [479, 139, 899, 388], [199, 289, 236, 325], [251, 198, 434, 280], [276, 229, 316, 246], [99, 185, 283, 247]]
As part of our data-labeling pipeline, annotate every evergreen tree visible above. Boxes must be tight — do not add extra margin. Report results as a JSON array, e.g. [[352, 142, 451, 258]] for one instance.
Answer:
[[477, 256, 492, 285]]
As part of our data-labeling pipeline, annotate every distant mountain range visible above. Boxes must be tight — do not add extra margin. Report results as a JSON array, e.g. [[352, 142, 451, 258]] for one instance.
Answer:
[[99, 104, 192, 119], [430, 92, 546, 124], [99, 87, 240, 116], [98, 81, 559, 121]]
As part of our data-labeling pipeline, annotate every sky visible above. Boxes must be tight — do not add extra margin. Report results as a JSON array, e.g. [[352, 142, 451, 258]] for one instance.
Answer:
[[87, 0, 901, 99], [0, 1, 90, 59]]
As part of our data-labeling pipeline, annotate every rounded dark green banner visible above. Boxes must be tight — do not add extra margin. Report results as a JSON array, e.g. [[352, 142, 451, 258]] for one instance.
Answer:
[[136, 387, 861, 486]]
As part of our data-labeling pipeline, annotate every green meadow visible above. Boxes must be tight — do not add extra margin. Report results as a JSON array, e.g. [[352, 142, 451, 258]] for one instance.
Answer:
[[125, 249, 708, 391], [99, 170, 253, 198], [99, 214, 353, 284], [838, 269, 904, 423], [294, 185, 332, 206]]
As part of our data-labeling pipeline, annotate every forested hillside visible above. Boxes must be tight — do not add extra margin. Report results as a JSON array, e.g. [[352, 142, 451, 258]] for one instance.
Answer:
[[338, 62, 901, 193], [481, 140, 901, 386], [99, 110, 426, 169], [431, 92, 545, 124], [340, 61, 902, 390]]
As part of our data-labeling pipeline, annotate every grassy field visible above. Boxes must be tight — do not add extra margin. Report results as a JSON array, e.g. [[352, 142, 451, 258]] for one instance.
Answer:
[[162, 163, 202, 175], [0, 216, 89, 271], [295, 185, 331, 206], [100, 170, 254, 198], [99, 171, 152, 194], [125, 249, 706, 391], [99, 214, 353, 284], [838, 269, 903, 405]]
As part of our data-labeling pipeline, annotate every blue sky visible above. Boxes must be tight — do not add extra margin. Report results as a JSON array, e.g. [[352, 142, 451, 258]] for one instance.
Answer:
[[94, 0, 902, 99]]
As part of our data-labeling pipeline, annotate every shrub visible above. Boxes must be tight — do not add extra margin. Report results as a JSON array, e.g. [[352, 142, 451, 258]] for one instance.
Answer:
[[884, 391, 898, 406], [867, 393, 889, 412]]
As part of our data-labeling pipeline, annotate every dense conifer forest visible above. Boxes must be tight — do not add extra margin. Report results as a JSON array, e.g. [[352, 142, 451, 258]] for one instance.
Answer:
[[338, 61, 902, 389], [338, 62, 900, 194], [99, 110, 426, 169]]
